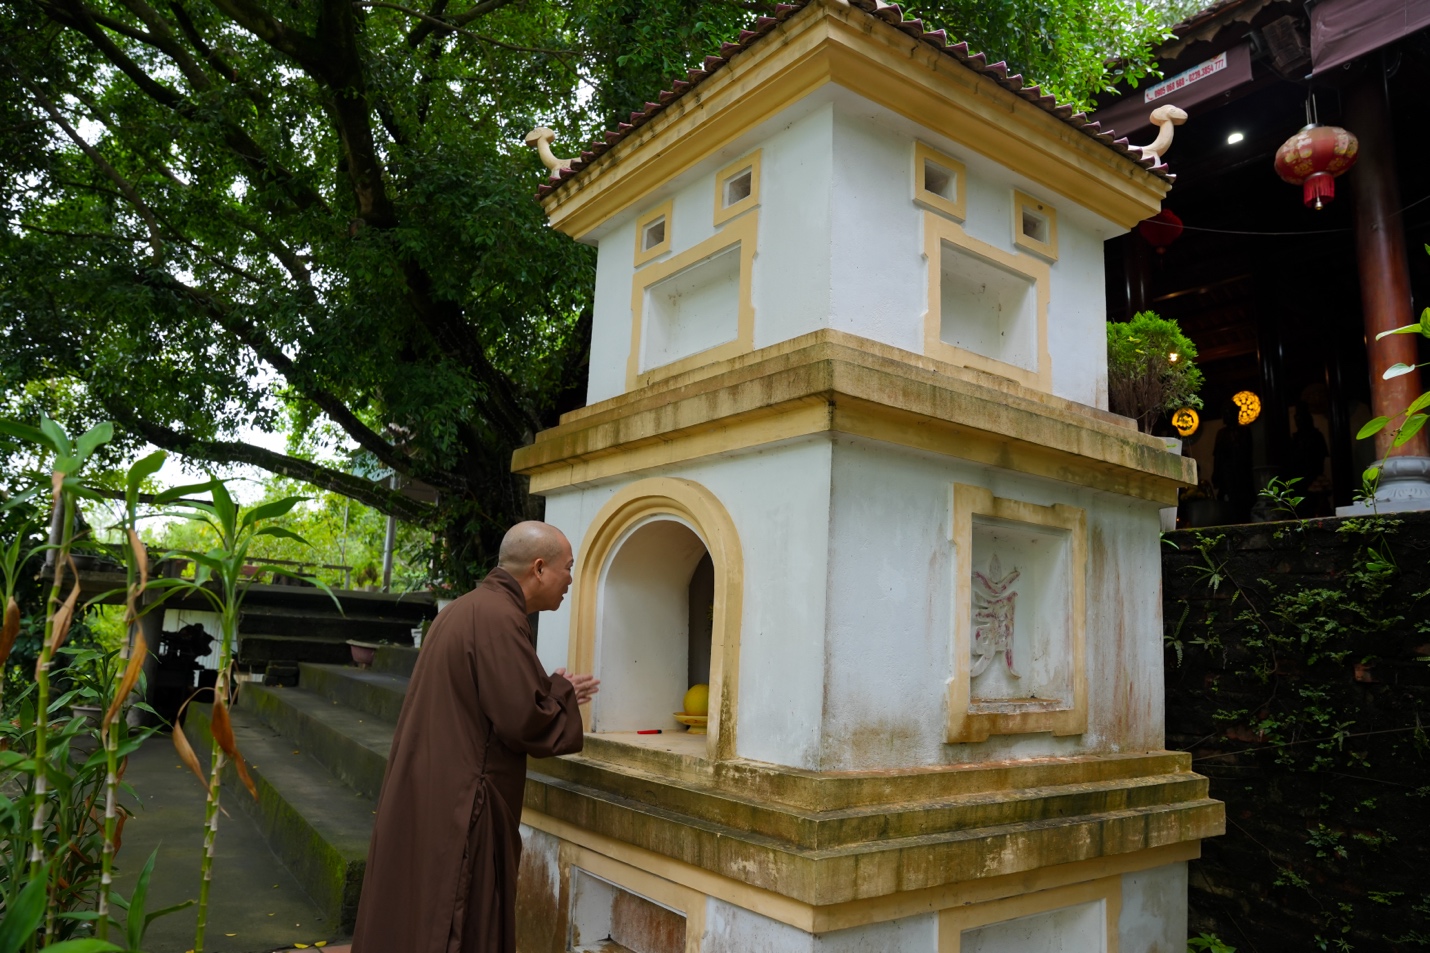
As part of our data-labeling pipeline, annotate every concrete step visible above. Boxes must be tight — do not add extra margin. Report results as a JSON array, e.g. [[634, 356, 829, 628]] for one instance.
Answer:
[[186, 702, 376, 934], [237, 610, 418, 643], [372, 645, 420, 677], [299, 663, 409, 723], [239, 634, 356, 667], [238, 683, 393, 801]]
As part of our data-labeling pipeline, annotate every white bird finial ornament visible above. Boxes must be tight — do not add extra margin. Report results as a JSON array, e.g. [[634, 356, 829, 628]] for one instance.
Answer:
[[524, 126, 573, 179]]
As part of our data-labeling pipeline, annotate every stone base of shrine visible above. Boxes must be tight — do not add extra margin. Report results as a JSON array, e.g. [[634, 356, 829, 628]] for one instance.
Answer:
[[513, 743, 1221, 953]]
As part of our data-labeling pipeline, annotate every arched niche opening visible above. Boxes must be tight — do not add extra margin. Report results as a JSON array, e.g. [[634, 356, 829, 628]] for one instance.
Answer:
[[569, 477, 743, 761], [594, 519, 713, 733]]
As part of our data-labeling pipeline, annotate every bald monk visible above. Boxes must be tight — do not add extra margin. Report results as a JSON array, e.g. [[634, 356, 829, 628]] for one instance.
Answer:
[[352, 521, 598, 953]]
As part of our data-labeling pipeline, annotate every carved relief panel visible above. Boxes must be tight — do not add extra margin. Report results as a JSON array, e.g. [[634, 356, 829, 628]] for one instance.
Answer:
[[948, 484, 1087, 743]]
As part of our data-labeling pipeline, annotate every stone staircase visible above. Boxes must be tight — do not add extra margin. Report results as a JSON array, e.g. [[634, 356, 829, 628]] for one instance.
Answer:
[[234, 587, 435, 669], [188, 646, 418, 933]]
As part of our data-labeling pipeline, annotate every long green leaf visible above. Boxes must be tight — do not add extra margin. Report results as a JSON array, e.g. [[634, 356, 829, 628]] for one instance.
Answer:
[[125, 450, 168, 503], [252, 525, 312, 545], [1375, 323, 1425, 340], [0, 419, 51, 449], [1393, 413, 1428, 447], [209, 478, 237, 537], [152, 480, 216, 505], [1407, 391, 1430, 417], [240, 495, 307, 530], [0, 862, 48, 953], [1356, 416, 1389, 440], [0, 485, 41, 513], [74, 422, 114, 463], [144, 898, 196, 931], [39, 416, 71, 455], [126, 848, 160, 951]]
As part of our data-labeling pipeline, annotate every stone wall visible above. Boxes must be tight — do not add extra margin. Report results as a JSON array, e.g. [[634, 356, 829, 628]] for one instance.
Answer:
[[1162, 511, 1430, 951]]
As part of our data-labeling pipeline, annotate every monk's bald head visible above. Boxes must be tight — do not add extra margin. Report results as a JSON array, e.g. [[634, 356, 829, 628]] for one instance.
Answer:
[[497, 521, 569, 573]]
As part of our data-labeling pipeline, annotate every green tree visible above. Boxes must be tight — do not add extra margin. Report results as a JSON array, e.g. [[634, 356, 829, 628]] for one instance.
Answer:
[[0, 0, 1182, 587]]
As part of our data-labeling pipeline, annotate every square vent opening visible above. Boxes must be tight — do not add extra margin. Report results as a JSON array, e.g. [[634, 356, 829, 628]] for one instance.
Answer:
[[641, 216, 667, 252], [938, 241, 1038, 372], [642, 245, 740, 372], [923, 158, 956, 201], [722, 167, 753, 207]]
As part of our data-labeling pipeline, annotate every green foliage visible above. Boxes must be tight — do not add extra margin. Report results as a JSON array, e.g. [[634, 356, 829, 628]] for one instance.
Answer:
[[0, 418, 202, 950], [0, 0, 1186, 588], [1188, 934, 1236, 953], [153, 478, 429, 591], [1166, 518, 1430, 950], [1107, 311, 1204, 433], [907, 0, 1178, 109], [1357, 246, 1430, 447]]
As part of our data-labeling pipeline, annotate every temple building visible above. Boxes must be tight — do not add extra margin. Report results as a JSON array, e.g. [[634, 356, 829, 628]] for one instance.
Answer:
[[511, 2, 1221, 951], [1095, 0, 1430, 522]]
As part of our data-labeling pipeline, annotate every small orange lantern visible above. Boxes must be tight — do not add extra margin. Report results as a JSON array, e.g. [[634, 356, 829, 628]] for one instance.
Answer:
[[1274, 124, 1359, 211]]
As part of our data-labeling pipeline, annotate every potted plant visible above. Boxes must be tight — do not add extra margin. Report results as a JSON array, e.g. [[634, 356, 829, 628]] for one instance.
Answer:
[[1107, 311, 1204, 435]]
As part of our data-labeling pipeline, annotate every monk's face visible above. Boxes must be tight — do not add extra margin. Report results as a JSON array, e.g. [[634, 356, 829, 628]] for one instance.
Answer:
[[529, 535, 574, 612]]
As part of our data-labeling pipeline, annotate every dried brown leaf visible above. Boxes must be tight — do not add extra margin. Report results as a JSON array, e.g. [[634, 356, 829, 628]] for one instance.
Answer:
[[0, 597, 19, 668], [50, 469, 63, 511], [48, 554, 82, 654], [171, 702, 208, 790], [105, 632, 146, 730], [210, 698, 258, 800], [127, 528, 148, 590]]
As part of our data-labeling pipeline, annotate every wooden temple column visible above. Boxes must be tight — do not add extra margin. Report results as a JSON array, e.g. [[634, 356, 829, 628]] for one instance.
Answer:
[[1347, 71, 1428, 460]]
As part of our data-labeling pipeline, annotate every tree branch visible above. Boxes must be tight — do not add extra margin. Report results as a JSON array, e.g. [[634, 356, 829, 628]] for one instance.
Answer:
[[358, 1, 579, 56], [42, 0, 331, 215], [148, 272, 471, 495], [11, 67, 165, 262], [403, 0, 521, 46], [111, 412, 438, 524]]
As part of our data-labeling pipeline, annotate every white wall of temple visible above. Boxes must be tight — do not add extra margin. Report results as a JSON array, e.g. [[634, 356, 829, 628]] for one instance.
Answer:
[[534, 437, 836, 769], [581, 90, 1125, 412], [703, 900, 938, 952], [533, 431, 1166, 772], [1118, 862, 1190, 953], [517, 822, 1187, 953], [818, 436, 1167, 771]]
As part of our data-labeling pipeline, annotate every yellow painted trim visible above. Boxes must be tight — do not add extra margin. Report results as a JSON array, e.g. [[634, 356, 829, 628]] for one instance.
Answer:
[[633, 198, 674, 267], [538, 2, 1168, 240], [515, 331, 1196, 504], [712, 149, 762, 227], [947, 484, 1088, 744], [561, 843, 708, 953], [922, 212, 1053, 392], [569, 477, 744, 762], [914, 141, 967, 222], [627, 211, 758, 391], [1012, 189, 1059, 261], [526, 808, 1197, 935], [938, 876, 1121, 953]]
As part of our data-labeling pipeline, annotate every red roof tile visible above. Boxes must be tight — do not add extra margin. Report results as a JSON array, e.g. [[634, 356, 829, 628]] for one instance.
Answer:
[[535, 0, 1172, 199]]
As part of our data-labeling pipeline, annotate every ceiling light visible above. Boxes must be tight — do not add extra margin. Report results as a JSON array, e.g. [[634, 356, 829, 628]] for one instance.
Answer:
[[1227, 131, 1245, 145]]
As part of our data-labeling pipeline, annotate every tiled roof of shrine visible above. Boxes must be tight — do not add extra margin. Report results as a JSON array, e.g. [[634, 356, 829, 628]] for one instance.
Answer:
[[536, 0, 1174, 199]]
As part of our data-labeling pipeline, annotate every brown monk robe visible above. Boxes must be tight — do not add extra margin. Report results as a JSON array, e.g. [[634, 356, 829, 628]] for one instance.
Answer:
[[353, 522, 595, 953]]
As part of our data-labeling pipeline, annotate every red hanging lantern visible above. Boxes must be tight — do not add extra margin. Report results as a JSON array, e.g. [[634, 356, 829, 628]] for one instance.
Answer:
[[1274, 124, 1359, 210], [1138, 208, 1184, 253]]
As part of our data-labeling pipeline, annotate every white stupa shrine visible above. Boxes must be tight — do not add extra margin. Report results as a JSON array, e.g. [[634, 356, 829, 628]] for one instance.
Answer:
[[511, 2, 1223, 951]]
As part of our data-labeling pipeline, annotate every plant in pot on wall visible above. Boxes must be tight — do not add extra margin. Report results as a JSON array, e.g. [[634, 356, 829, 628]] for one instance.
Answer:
[[1107, 311, 1204, 436]]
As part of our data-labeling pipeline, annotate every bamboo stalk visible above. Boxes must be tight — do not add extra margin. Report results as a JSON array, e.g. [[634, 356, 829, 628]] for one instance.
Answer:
[[193, 602, 237, 953], [29, 489, 75, 945]]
